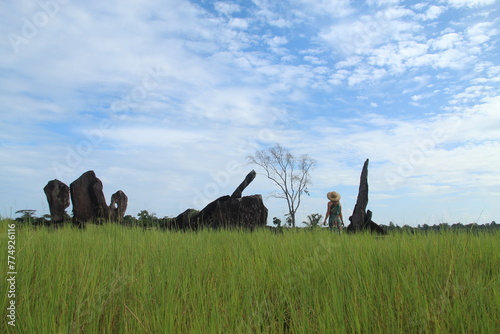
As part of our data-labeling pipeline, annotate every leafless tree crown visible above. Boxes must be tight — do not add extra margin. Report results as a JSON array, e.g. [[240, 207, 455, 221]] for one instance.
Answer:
[[248, 144, 316, 227]]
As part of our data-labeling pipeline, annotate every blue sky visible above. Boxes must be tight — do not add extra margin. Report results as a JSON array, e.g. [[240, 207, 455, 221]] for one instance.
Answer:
[[1, 0, 499, 226]]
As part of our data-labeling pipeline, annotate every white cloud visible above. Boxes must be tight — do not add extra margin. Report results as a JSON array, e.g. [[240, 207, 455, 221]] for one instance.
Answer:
[[367, 41, 429, 73], [1, 0, 499, 226], [107, 127, 212, 148], [466, 22, 497, 45], [319, 2, 497, 87], [186, 87, 280, 126], [295, 94, 500, 196], [228, 18, 249, 29], [328, 69, 350, 85], [348, 66, 388, 85], [294, 0, 354, 17], [412, 4, 447, 21], [266, 35, 288, 48], [449, 85, 498, 105], [303, 56, 327, 65], [214, 2, 242, 15], [413, 48, 474, 69], [366, 0, 401, 6], [431, 32, 463, 50], [252, 0, 293, 28], [411, 90, 439, 102], [335, 56, 362, 68], [320, 8, 417, 56], [423, 5, 447, 20], [446, 0, 496, 8]]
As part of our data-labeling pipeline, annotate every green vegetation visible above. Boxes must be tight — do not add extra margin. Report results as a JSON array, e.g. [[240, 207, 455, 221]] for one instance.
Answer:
[[1, 220, 499, 333]]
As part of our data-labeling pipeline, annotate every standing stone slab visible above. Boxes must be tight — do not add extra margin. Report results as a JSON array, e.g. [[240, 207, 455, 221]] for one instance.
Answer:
[[193, 195, 231, 229], [348, 159, 369, 232], [172, 209, 200, 231], [70, 170, 109, 226], [109, 190, 128, 223], [211, 194, 268, 230], [43, 179, 70, 224], [231, 170, 256, 198], [347, 159, 386, 235], [365, 210, 387, 235]]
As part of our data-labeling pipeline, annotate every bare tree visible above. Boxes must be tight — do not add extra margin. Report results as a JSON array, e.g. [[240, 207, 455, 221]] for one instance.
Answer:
[[248, 144, 316, 227]]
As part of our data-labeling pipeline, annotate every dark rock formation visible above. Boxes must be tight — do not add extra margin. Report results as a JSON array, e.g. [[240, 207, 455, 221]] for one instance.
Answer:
[[348, 159, 369, 231], [171, 209, 200, 230], [231, 170, 256, 198], [172, 170, 267, 230], [347, 159, 387, 235], [193, 194, 267, 230], [205, 194, 267, 230], [43, 179, 70, 224], [109, 190, 128, 223], [70, 170, 109, 227], [42, 170, 128, 227], [364, 210, 387, 235], [194, 195, 231, 229]]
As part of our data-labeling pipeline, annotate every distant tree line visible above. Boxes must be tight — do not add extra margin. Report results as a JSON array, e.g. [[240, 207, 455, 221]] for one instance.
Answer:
[[8, 209, 499, 233], [379, 221, 499, 233], [11, 209, 178, 230]]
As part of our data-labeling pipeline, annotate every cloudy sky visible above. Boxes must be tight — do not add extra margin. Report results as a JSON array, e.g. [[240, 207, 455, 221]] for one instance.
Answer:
[[1, 0, 499, 226]]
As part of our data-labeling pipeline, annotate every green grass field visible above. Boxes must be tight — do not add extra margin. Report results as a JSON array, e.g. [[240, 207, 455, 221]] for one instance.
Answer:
[[1, 220, 499, 333]]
